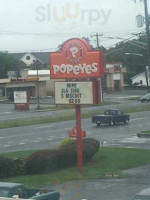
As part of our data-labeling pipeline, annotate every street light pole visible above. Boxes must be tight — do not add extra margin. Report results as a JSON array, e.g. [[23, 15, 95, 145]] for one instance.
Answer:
[[37, 67, 40, 109], [144, 0, 150, 67]]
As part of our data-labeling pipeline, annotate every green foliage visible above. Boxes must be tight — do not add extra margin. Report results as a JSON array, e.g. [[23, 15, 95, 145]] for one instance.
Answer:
[[58, 138, 100, 167], [5, 147, 150, 188], [57, 138, 75, 150], [82, 138, 100, 162], [26, 138, 100, 174], [0, 157, 16, 178], [0, 52, 17, 78], [26, 149, 59, 174], [14, 158, 26, 175], [105, 34, 148, 84]]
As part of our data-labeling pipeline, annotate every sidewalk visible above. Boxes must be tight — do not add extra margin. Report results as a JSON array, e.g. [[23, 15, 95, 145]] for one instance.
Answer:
[[47, 164, 150, 200]]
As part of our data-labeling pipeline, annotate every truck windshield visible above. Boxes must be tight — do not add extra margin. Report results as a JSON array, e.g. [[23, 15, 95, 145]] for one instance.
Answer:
[[0, 188, 9, 197], [105, 110, 118, 115]]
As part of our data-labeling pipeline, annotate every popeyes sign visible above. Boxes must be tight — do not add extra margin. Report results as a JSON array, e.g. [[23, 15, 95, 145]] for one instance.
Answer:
[[50, 38, 104, 79]]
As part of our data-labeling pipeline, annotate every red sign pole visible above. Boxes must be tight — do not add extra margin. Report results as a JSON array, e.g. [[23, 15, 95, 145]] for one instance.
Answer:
[[75, 104, 83, 171]]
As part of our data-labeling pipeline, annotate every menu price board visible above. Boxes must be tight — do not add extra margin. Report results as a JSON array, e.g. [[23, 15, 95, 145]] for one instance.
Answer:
[[14, 91, 27, 104], [55, 82, 93, 105]]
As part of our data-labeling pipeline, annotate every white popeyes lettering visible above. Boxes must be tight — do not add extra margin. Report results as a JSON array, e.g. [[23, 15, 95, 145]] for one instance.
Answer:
[[92, 63, 98, 72], [53, 63, 98, 75], [67, 65, 74, 74], [60, 64, 66, 73], [74, 65, 80, 75], [85, 65, 92, 74], [53, 65, 60, 74]]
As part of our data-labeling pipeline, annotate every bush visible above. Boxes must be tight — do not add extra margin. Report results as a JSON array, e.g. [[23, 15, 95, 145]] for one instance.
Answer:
[[58, 138, 100, 167], [26, 149, 59, 174], [14, 157, 26, 175], [0, 157, 16, 178], [82, 138, 100, 162], [26, 138, 100, 174], [57, 138, 76, 150]]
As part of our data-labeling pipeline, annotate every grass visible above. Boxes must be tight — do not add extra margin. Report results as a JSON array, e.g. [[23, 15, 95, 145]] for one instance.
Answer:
[[141, 130, 150, 134], [35, 101, 118, 111], [128, 97, 140, 101], [1, 147, 150, 188], [137, 130, 150, 138], [0, 103, 150, 129]]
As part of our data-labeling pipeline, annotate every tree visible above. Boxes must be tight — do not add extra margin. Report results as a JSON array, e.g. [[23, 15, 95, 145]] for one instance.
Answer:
[[104, 34, 148, 84], [0, 52, 17, 78]]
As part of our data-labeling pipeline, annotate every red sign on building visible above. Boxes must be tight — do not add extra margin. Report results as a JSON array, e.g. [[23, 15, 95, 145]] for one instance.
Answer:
[[50, 38, 104, 79]]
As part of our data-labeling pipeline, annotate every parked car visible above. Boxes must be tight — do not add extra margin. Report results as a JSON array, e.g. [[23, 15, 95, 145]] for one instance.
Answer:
[[92, 109, 130, 127], [132, 187, 150, 199], [0, 182, 60, 200], [140, 93, 150, 102]]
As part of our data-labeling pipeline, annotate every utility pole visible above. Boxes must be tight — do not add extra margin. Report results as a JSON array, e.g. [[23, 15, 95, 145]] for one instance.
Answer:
[[144, 0, 150, 66], [91, 33, 104, 100], [134, 0, 150, 92], [144, 0, 150, 92], [91, 33, 103, 50]]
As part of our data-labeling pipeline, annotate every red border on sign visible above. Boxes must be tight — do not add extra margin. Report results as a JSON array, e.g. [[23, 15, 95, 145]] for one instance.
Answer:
[[50, 38, 104, 79]]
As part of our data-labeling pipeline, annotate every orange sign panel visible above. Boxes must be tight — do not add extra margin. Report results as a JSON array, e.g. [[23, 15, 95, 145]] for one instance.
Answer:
[[69, 127, 86, 138], [50, 38, 104, 79]]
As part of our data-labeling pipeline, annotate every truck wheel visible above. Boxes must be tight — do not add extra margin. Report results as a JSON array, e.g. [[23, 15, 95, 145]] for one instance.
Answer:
[[124, 119, 129, 124], [96, 122, 101, 127], [109, 121, 114, 126]]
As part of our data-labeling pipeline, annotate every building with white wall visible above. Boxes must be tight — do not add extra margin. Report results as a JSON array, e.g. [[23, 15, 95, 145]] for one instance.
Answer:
[[131, 72, 150, 86]]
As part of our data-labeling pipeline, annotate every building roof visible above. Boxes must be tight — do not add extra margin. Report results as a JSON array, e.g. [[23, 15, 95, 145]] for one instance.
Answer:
[[131, 72, 145, 80], [9, 52, 50, 68]]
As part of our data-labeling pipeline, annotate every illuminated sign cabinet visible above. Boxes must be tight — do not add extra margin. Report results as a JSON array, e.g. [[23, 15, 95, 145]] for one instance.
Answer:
[[50, 38, 104, 105], [50, 38, 104, 80]]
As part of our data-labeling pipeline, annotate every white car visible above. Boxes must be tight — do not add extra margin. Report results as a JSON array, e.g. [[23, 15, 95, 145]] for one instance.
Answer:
[[140, 93, 150, 103]]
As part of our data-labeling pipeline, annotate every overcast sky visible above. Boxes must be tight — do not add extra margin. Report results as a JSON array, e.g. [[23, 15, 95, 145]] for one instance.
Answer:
[[0, 0, 149, 52]]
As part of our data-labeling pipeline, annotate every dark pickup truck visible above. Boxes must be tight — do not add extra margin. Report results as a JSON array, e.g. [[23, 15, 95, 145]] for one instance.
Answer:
[[92, 109, 130, 126], [0, 182, 60, 200]]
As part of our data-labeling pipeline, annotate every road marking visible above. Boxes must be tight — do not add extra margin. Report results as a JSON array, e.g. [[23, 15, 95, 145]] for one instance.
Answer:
[[0, 137, 4, 139], [64, 127, 72, 130], [4, 145, 10, 148], [19, 143, 26, 145], [33, 140, 40, 143], [8, 141, 14, 144], [4, 112, 12, 114], [86, 132, 92, 135], [34, 125, 55, 129], [48, 138, 53, 141], [130, 118, 144, 121]]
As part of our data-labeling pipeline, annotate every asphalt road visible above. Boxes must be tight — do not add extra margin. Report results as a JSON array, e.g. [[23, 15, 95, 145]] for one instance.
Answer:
[[0, 111, 150, 153]]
